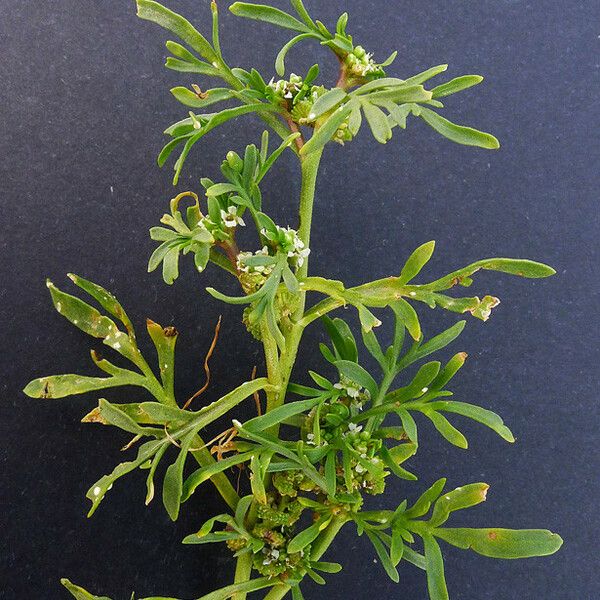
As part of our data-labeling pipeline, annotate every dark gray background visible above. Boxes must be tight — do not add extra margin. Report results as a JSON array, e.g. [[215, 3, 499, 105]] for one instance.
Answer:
[[1, 0, 598, 598]]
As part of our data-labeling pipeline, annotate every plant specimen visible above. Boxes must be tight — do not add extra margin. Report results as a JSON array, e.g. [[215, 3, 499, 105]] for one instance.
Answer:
[[25, 2, 562, 599]]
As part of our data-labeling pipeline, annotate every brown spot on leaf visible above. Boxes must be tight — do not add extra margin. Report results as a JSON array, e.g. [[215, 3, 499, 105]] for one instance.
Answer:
[[41, 381, 51, 399], [488, 531, 498, 540], [163, 326, 178, 337], [192, 84, 208, 99], [81, 407, 108, 424]]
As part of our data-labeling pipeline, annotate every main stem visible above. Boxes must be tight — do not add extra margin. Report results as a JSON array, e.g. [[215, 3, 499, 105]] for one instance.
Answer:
[[233, 149, 324, 599], [264, 149, 324, 416]]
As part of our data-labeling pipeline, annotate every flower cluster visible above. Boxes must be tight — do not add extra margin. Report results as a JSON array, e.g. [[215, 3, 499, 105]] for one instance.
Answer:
[[262, 225, 310, 268], [268, 73, 304, 100], [223, 489, 311, 579], [343, 45, 386, 82]]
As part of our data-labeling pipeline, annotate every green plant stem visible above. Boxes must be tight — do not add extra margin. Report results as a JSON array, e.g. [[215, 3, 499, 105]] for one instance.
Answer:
[[264, 149, 324, 415], [265, 148, 324, 408], [232, 552, 254, 600], [190, 441, 239, 510], [366, 368, 397, 433], [234, 148, 325, 597]]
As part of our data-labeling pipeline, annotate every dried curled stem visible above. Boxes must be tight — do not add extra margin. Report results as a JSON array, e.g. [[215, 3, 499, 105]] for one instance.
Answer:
[[183, 316, 222, 410]]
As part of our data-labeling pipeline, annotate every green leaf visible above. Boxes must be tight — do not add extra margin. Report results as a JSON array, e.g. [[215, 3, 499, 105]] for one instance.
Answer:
[[397, 408, 418, 444], [391, 299, 421, 341], [257, 132, 301, 182], [309, 88, 348, 121], [431, 75, 483, 99], [380, 445, 417, 481], [162, 430, 196, 521], [67, 274, 135, 336], [23, 371, 143, 400], [311, 561, 343, 574], [365, 530, 399, 583], [414, 321, 466, 362], [427, 401, 514, 442], [406, 478, 446, 519], [422, 257, 556, 293], [386, 361, 441, 403], [165, 56, 220, 76], [191, 578, 275, 600], [136, 0, 217, 62], [275, 33, 317, 76], [290, 0, 318, 29], [162, 246, 181, 284], [250, 453, 268, 504], [430, 352, 467, 389], [170, 87, 233, 108], [98, 399, 155, 436], [301, 102, 353, 155], [182, 451, 254, 502], [322, 316, 358, 362], [325, 451, 337, 496], [243, 396, 322, 432], [46, 280, 117, 339], [357, 304, 382, 332], [403, 546, 427, 570], [418, 107, 499, 149], [361, 101, 393, 144], [367, 84, 432, 105], [403, 64, 448, 86], [335, 360, 379, 400], [429, 482, 490, 527], [288, 516, 330, 554], [361, 327, 386, 369], [182, 531, 240, 546], [434, 528, 563, 559], [145, 444, 168, 505], [86, 439, 165, 517], [137, 402, 194, 425], [229, 3, 310, 32], [169, 104, 278, 184], [61, 579, 112, 600], [423, 410, 468, 449], [146, 319, 178, 399], [206, 182, 240, 197], [398, 241, 436, 285], [423, 534, 449, 600]]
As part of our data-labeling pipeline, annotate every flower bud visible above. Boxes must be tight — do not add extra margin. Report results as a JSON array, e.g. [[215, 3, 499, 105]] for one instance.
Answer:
[[226, 151, 243, 172]]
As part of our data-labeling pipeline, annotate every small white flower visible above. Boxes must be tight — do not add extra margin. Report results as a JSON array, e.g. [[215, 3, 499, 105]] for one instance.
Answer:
[[355, 463, 366, 474], [347, 423, 363, 434], [306, 433, 316, 446], [221, 206, 245, 228]]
